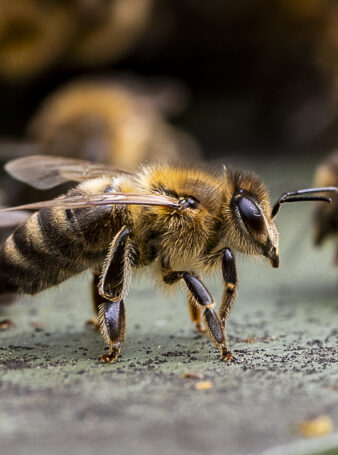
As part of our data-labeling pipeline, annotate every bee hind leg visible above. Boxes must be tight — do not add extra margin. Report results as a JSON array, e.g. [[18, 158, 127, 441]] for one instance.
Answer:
[[96, 226, 134, 364], [98, 298, 125, 363]]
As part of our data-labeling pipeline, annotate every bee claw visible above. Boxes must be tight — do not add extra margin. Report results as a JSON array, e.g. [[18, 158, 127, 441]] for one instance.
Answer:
[[221, 347, 236, 363], [98, 353, 117, 364], [98, 343, 121, 364]]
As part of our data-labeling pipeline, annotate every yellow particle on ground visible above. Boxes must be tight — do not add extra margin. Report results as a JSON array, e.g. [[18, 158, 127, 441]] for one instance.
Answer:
[[297, 415, 334, 437], [194, 381, 213, 390]]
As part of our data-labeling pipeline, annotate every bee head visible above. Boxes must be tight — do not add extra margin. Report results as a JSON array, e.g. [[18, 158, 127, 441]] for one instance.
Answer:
[[223, 168, 279, 267], [223, 167, 337, 266]]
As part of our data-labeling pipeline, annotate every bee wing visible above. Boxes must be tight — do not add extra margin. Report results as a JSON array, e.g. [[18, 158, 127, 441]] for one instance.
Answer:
[[4, 155, 133, 190], [0, 207, 30, 228], [0, 193, 181, 212]]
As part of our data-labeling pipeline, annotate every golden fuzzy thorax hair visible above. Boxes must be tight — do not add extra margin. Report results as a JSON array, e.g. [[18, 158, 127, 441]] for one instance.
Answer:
[[132, 164, 223, 270]]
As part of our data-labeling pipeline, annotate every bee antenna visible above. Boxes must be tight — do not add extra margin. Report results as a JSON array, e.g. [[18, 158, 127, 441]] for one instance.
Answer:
[[271, 186, 338, 219]]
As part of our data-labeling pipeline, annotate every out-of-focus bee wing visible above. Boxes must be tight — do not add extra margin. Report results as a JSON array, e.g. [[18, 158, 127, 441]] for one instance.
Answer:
[[0, 207, 30, 228], [0, 193, 181, 212], [5, 155, 133, 190]]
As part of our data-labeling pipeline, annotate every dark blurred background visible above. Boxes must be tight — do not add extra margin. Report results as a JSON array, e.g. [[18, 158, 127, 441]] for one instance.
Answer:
[[1, 0, 338, 163]]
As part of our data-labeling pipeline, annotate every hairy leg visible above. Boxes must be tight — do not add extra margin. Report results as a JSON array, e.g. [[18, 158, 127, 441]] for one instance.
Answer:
[[162, 269, 232, 360], [97, 226, 134, 364], [202, 247, 238, 360]]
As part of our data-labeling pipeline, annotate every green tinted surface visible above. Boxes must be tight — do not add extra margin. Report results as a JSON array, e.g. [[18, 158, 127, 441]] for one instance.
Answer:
[[0, 158, 337, 455]]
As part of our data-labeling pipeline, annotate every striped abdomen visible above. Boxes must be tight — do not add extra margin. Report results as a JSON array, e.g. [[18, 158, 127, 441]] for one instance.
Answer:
[[0, 193, 122, 295]]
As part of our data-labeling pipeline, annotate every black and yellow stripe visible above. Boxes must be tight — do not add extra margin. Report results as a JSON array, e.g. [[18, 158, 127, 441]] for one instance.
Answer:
[[0, 182, 121, 296]]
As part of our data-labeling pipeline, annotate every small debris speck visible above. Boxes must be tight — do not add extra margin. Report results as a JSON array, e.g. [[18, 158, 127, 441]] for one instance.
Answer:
[[179, 371, 204, 380], [0, 319, 15, 330]]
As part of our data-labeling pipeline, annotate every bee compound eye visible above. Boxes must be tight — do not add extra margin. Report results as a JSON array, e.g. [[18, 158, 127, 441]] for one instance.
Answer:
[[236, 195, 265, 233]]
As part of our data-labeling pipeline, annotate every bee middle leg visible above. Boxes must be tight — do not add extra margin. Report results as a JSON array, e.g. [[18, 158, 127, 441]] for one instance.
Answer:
[[162, 270, 227, 359], [96, 226, 134, 364], [202, 247, 238, 360]]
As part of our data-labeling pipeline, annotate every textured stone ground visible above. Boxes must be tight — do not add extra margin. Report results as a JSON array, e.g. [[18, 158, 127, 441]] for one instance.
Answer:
[[0, 157, 337, 455]]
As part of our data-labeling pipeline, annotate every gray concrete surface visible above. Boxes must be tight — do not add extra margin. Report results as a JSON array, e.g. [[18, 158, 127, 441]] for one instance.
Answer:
[[0, 158, 337, 455]]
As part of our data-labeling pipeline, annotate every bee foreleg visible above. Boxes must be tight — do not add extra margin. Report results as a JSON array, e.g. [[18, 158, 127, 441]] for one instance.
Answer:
[[97, 226, 134, 364], [203, 247, 238, 326], [162, 270, 227, 358], [218, 248, 238, 361], [203, 248, 238, 361], [219, 248, 238, 326]]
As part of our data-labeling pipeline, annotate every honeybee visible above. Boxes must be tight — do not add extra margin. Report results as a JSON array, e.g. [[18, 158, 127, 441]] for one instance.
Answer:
[[67, 0, 154, 68], [0, 0, 154, 82], [27, 78, 199, 169], [314, 150, 338, 265], [0, 155, 336, 363], [0, 0, 75, 82]]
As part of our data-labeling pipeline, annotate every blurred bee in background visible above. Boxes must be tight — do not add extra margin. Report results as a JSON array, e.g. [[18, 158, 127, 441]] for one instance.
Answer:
[[0, 0, 154, 82], [0, 76, 199, 207], [0, 155, 336, 363], [313, 150, 338, 265], [0, 0, 75, 82], [67, 0, 155, 69], [27, 77, 200, 169]]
